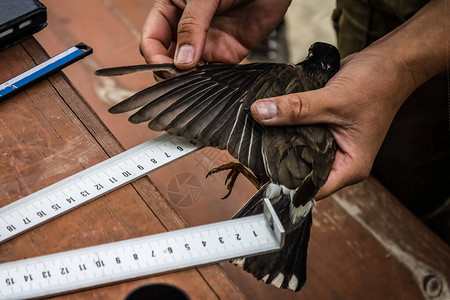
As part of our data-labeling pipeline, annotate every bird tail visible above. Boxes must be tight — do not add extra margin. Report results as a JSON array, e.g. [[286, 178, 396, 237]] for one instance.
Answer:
[[232, 185, 313, 292]]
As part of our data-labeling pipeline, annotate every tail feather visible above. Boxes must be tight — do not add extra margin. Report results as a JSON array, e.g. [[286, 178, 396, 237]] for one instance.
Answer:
[[238, 212, 312, 292], [231, 184, 313, 292], [285, 212, 311, 291]]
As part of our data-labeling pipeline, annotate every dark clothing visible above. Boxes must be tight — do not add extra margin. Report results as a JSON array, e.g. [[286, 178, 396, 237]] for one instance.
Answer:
[[333, 0, 431, 57], [333, 0, 450, 243]]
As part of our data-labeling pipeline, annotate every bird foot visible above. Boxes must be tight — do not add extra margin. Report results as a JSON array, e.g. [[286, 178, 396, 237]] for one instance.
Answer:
[[206, 162, 262, 199]]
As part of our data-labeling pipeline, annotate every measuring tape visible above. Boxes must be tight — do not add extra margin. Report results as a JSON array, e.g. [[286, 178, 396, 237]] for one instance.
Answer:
[[0, 133, 202, 244], [0, 198, 284, 299], [0, 43, 92, 101], [0, 134, 285, 298]]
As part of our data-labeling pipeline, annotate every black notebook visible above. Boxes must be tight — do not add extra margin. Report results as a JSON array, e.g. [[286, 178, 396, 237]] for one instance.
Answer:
[[0, 0, 47, 51]]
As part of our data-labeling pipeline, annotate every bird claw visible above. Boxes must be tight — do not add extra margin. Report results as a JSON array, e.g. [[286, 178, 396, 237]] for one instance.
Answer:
[[206, 162, 261, 199], [224, 169, 236, 185], [221, 188, 232, 200]]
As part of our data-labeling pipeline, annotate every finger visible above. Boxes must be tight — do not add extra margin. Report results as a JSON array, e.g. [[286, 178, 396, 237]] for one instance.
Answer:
[[314, 169, 347, 200], [140, 1, 180, 64], [173, 0, 220, 69], [314, 151, 370, 200], [250, 88, 336, 126]]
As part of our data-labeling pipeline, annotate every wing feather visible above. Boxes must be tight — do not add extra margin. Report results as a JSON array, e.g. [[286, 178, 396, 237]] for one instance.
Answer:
[[180, 89, 239, 140], [148, 83, 219, 130], [165, 85, 229, 134], [106, 62, 297, 175]]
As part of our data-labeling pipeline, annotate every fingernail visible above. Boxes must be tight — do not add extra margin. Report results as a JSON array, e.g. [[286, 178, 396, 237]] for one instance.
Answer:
[[254, 100, 278, 120], [175, 45, 194, 64]]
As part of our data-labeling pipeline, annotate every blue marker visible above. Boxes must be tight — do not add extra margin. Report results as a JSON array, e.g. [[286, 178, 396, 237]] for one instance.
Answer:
[[0, 42, 92, 101]]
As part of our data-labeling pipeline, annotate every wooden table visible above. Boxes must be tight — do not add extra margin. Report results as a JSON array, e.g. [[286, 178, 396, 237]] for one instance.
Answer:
[[0, 37, 449, 300]]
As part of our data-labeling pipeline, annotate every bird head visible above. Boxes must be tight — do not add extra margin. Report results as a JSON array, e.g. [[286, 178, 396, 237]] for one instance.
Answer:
[[297, 42, 340, 78]]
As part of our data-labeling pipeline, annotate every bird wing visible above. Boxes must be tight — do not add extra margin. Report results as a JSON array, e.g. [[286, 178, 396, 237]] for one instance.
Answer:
[[104, 63, 298, 176]]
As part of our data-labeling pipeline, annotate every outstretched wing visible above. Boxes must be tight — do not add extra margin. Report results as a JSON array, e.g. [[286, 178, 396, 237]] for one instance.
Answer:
[[103, 63, 299, 176]]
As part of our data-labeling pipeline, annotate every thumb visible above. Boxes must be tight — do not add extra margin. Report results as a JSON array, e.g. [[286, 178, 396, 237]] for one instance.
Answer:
[[250, 88, 333, 126], [174, 0, 219, 69]]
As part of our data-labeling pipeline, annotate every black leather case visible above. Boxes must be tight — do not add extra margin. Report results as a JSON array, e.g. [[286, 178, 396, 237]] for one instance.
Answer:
[[0, 0, 47, 51]]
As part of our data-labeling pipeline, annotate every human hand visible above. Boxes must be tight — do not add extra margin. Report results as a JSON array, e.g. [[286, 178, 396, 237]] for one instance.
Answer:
[[250, 0, 446, 200], [250, 47, 415, 199], [140, 0, 291, 70]]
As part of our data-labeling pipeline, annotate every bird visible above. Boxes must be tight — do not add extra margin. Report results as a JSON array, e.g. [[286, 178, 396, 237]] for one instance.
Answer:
[[95, 42, 340, 292]]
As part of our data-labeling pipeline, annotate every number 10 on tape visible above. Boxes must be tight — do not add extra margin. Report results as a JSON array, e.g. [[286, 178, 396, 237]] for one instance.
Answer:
[[0, 198, 285, 299]]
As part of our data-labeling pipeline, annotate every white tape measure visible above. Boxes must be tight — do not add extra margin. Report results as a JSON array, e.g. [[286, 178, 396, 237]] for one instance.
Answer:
[[0, 133, 202, 244], [0, 133, 286, 299], [0, 198, 284, 299]]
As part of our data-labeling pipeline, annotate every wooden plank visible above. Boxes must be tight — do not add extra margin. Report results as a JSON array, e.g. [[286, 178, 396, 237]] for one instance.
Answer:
[[0, 38, 242, 299], [330, 178, 450, 299]]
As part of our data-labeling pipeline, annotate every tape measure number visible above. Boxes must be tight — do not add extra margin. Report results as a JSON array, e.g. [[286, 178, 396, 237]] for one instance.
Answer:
[[0, 198, 284, 300]]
